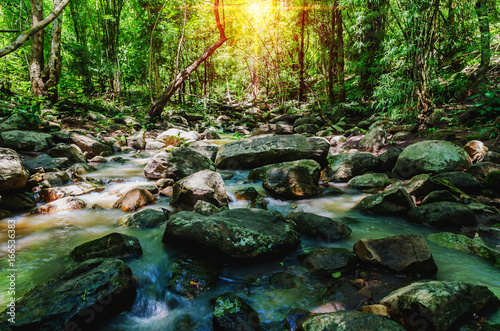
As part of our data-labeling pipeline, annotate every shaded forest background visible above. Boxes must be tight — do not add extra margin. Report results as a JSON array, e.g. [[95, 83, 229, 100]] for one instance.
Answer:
[[0, 0, 499, 130]]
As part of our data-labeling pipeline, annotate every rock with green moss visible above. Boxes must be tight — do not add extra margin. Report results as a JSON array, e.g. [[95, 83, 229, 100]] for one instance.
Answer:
[[261, 162, 319, 199], [485, 171, 500, 193], [298, 247, 357, 276], [355, 188, 415, 215], [432, 171, 481, 194], [298, 311, 404, 331], [428, 232, 500, 265], [358, 127, 386, 153], [381, 281, 500, 330], [248, 159, 321, 182], [322, 153, 380, 182], [70, 233, 142, 261], [467, 162, 500, 180], [353, 234, 438, 275], [347, 173, 388, 189], [421, 190, 459, 204], [1, 130, 53, 152], [212, 293, 262, 331], [407, 202, 476, 228], [117, 208, 167, 228], [379, 148, 403, 171], [162, 208, 300, 261], [168, 258, 218, 298], [393, 140, 471, 178], [385, 173, 435, 198], [48, 143, 87, 165], [214, 134, 329, 169], [3, 258, 136, 331], [285, 212, 351, 241]]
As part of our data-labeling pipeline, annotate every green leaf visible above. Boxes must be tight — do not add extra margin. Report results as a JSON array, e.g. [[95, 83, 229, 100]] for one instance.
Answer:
[[485, 92, 496, 98], [331, 272, 341, 279]]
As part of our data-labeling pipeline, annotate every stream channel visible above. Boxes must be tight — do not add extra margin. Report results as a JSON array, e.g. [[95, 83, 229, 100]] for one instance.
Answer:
[[1, 144, 500, 330]]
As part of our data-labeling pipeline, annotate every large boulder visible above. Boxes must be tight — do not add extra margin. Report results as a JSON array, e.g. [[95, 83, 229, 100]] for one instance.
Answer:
[[214, 134, 329, 169], [0, 148, 29, 191], [261, 162, 319, 199], [353, 234, 438, 275], [1, 130, 53, 151], [0, 112, 29, 131], [48, 143, 87, 165], [168, 258, 218, 298], [162, 209, 300, 261], [126, 130, 146, 150], [385, 174, 435, 198], [252, 123, 294, 136], [285, 212, 351, 241], [431, 171, 481, 194], [407, 202, 476, 228], [297, 311, 405, 331], [70, 233, 142, 262], [156, 129, 200, 146], [212, 293, 262, 331], [347, 173, 388, 189], [144, 147, 215, 181], [36, 197, 87, 214], [113, 188, 156, 212], [358, 127, 386, 153], [39, 182, 104, 202], [22, 154, 68, 174], [171, 170, 229, 211], [117, 208, 167, 228], [379, 148, 403, 171], [355, 188, 415, 215], [7, 258, 136, 330], [248, 159, 321, 182], [427, 232, 500, 265], [71, 133, 112, 157], [298, 247, 357, 276], [322, 153, 380, 182], [393, 140, 471, 178], [380, 281, 500, 330], [188, 141, 220, 162]]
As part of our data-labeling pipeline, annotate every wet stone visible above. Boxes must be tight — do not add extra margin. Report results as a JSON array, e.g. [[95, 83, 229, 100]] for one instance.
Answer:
[[70, 232, 143, 262]]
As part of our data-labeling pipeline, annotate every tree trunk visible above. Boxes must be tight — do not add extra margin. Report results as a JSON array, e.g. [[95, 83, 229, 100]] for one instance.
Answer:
[[70, 0, 93, 94], [335, 1, 345, 102], [29, 0, 44, 97], [298, 0, 307, 102], [475, 0, 491, 79], [148, 0, 227, 118], [42, 0, 64, 103]]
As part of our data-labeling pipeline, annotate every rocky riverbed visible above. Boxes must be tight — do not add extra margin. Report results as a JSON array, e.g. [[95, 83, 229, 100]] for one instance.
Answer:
[[0, 111, 500, 330]]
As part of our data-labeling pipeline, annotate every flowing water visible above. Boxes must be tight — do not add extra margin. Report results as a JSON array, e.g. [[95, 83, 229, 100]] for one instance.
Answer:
[[1, 148, 499, 330]]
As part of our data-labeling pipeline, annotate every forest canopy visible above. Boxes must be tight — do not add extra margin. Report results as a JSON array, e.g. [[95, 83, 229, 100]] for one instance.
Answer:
[[0, 0, 499, 124]]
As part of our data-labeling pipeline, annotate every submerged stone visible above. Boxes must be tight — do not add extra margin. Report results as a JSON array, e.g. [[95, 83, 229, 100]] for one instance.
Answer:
[[70, 232, 142, 261], [212, 293, 262, 331]]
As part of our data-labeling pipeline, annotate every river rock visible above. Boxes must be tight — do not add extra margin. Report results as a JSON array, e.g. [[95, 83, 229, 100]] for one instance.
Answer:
[[285, 212, 351, 241], [322, 153, 380, 182], [359, 127, 386, 153], [393, 140, 471, 178], [432, 171, 481, 194], [162, 209, 300, 261], [355, 188, 415, 215], [380, 281, 500, 330], [36, 196, 87, 214], [297, 311, 404, 331], [1, 130, 53, 151], [171, 170, 229, 211], [348, 173, 388, 189], [294, 123, 319, 134], [464, 140, 488, 162], [66, 163, 96, 178], [0, 192, 35, 211], [188, 141, 220, 162], [353, 234, 438, 275], [144, 147, 215, 181], [193, 200, 222, 216], [248, 159, 321, 182], [9, 258, 136, 330], [235, 187, 260, 200], [71, 133, 113, 157], [168, 258, 218, 298], [113, 188, 156, 212], [212, 293, 262, 331], [39, 182, 104, 202], [485, 171, 500, 193], [407, 202, 476, 228], [0, 148, 29, 191], [421, 190, 459, 204], [484, 151, 500, 164], [467, 162, 500, 179], [27, 171, 70, 190], [48, 143, 87, 165], [252, 123, 294, 136], [22, 154, 68, 174], [298, 248, 357, 276], [117, 208, 167, 228], [385, 174, 435, 198], [428, 232, 500, 265], [261, 162, 319, 199], [214, 134, 329, 169], [0, 112, 29, 130], [70, 233, 142, 261], [379, 148, 403, 171], [127, 130, 146, 150]]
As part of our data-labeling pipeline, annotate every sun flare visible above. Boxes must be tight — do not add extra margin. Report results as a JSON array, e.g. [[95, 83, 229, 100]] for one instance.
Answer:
[[247, 1, 270, 16]]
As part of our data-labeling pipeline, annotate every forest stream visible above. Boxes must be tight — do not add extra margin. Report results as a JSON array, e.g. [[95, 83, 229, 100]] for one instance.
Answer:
[[1, 141, 499, 330]]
